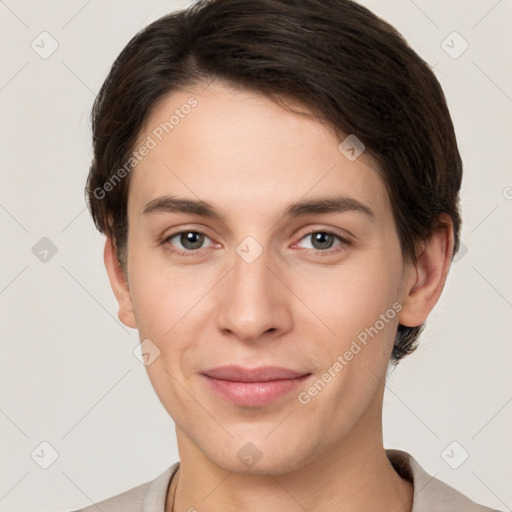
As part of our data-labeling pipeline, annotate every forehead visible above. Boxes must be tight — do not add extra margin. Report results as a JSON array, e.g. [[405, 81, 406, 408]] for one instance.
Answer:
[[127, 81, 390, 223]]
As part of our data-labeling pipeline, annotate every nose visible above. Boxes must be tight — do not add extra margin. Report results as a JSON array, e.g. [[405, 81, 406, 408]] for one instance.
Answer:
[[215, 244, 293, 343]]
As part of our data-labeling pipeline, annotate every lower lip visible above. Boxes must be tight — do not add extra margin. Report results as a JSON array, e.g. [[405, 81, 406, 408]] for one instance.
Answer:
[[202, 374, 311, 407]]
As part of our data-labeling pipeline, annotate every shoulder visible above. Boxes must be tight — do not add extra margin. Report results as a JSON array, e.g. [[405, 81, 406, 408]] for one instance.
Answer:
[[69, 462, 179, 512], [386, 449, 503, 512]]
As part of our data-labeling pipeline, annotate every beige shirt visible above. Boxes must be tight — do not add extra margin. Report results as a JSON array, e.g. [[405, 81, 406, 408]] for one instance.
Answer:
[[72, 449, 502, 512]]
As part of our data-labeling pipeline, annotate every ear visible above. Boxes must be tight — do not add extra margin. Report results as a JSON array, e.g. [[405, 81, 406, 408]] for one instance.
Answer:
[[103, 237, 137, 329], [398, 214, 454, 328]]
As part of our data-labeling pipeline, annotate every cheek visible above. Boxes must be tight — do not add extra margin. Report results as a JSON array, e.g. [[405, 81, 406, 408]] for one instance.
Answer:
[[291, 251, 402, 339], [127, 244, 195, 332], [127, 250, 220, 371], [293, 261, 402, 419]]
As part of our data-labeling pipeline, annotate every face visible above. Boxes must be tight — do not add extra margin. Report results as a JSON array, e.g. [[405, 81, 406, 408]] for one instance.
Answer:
[[111, 81, 420, 474]]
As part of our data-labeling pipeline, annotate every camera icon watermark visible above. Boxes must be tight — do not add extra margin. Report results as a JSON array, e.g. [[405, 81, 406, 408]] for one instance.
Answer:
[[237, 442, 263, 468], [31, 31, 59, 59], [133, 338, 161, 366], [31, 441, 59, 469], [32, 237, 58, 263], [452, 241, 468, 263], [338, 134, 365, 161], [441, 441, 469, 469], [236, 236, 263, 264], [441, 31, 469, 60]]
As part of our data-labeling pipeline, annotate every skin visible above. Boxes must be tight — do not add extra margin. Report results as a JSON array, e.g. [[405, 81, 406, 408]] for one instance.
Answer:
[[104, 80, 454, 512]]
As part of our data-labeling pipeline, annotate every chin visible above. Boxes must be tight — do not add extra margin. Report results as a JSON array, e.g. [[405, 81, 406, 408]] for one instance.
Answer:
[[196, 433, 320, 476]]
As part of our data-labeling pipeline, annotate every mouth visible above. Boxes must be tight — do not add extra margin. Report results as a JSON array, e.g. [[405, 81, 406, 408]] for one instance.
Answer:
[[201, 365, 312, 407]]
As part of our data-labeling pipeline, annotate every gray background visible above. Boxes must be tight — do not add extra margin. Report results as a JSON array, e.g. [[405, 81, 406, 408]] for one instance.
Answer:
[[1, 1, 511, 511]]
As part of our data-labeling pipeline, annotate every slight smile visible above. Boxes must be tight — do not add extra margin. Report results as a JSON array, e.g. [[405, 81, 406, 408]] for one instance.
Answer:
[[201, 365, 313, 407]]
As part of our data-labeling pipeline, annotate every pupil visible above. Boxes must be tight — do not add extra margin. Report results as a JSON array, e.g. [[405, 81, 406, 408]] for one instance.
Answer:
[[312, 232, 333, 250], [182, 232, 204, 250]]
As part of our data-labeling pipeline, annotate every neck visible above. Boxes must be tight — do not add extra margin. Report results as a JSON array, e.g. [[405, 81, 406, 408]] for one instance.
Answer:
[[168, 410, 413, 512]]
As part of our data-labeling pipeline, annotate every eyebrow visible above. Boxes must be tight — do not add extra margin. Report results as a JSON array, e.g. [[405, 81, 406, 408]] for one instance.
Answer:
[[141, 195, 375, 221]]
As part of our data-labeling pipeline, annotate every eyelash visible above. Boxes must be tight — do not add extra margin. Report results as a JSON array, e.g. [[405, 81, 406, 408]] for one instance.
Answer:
[[162, 229, 351, 257]]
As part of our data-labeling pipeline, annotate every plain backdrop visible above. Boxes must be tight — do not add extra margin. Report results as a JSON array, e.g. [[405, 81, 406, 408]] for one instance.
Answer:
[[1, 1, 511, 511]]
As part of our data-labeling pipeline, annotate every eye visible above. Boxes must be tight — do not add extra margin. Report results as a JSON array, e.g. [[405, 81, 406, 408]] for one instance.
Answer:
[[164, 230, 215, 255], [162, 228, 350, 256], [296, 230, 348, 252]]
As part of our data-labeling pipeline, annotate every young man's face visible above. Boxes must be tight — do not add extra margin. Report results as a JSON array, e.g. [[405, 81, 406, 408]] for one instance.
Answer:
[[108, 81, 421, 474]]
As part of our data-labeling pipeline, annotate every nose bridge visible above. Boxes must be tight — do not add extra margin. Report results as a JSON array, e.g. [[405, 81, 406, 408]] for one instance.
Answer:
[[232, 242, 271, 299], [216, 238, 291, 341]]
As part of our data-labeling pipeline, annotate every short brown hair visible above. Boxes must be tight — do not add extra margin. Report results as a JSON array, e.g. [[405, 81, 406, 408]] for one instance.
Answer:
[[85, 0, 463, 363]]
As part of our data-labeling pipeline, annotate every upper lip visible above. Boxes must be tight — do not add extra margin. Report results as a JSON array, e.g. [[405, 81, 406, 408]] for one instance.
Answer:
[[202, 365, 310, 382]]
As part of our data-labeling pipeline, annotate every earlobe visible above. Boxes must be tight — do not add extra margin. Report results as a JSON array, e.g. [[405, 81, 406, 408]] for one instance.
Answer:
[[398, 214, 454, 328], [103, 237, 137, 329]]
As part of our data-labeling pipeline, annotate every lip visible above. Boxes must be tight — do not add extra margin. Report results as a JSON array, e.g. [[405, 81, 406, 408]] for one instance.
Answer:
[[201, 365, 312, 407], [202, 365, 309, 382]]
